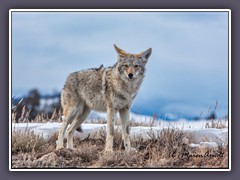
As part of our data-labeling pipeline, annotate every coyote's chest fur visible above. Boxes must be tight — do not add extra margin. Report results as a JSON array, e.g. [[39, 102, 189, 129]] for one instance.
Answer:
[[62, 67, 143, 112]]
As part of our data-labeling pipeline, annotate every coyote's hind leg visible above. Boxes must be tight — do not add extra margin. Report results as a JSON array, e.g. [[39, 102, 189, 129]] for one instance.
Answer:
[[56, 107, 77, 150], [66, 105, 90, 149]]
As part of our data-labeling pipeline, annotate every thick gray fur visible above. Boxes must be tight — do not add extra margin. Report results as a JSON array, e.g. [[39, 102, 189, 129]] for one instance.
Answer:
[[57, 44, 152, 153]]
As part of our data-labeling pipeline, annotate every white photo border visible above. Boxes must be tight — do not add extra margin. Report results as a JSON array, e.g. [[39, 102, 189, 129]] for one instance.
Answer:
[[9, 9, 231, 171]]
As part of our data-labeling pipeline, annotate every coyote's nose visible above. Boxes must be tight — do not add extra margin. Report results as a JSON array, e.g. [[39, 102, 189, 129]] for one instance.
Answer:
[[128, 73, 133, 79]]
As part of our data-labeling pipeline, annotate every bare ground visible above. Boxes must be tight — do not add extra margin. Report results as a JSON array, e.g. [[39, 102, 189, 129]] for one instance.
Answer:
[[11, 127, 228, 169]]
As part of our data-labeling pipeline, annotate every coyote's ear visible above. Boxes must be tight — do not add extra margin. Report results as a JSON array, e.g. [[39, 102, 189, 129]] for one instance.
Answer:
[[114, 44, 127, 58], [136, 48, 152, 64]]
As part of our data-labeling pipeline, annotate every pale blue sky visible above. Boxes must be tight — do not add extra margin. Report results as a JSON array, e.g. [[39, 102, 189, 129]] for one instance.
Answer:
[[11, 11, 229, 119]]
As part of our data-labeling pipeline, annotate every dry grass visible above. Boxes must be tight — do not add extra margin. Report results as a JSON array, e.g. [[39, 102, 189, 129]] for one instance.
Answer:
[[12, 101, 63, 123], [12, 103, 157, 127], [11, 127, 228, 169], [205, 118, 228, 129], [12, 130, 47, 154]]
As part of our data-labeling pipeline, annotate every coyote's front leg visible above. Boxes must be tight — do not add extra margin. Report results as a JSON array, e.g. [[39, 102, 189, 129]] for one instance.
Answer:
[[104, 107, 116, 153], [119, 108, 136, 152]]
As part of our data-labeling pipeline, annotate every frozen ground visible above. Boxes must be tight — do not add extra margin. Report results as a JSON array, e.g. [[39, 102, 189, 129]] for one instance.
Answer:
[[11, 112, 229, 149]]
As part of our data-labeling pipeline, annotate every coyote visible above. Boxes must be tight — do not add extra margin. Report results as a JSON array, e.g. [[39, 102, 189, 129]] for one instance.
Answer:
[[57, 44, 152, 153]]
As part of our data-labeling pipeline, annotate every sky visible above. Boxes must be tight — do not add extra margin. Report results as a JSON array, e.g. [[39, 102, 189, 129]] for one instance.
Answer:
[[11, 11, 229, 119]]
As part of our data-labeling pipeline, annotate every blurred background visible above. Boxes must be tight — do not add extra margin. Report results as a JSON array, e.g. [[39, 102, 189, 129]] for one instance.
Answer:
[[11, 11, 229, 121]]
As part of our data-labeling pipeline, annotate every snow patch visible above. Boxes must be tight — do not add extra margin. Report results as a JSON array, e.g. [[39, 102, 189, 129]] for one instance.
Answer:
[[12, 118, 228, 147]]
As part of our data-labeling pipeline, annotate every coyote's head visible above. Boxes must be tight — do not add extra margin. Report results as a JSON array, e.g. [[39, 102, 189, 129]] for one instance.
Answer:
[[114, 44, 152, 81]]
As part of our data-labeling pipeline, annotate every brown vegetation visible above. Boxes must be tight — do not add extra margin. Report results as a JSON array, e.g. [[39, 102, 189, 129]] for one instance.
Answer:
[[11, 127, 228, 169]]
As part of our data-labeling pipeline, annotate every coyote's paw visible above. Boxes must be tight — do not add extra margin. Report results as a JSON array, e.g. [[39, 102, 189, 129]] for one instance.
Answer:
[[56, 146, 64, 151], [103, 148, 114, 154], [66, 147, 78, 153], [125, 147, 138, 153], [130, 147, 138, 153]]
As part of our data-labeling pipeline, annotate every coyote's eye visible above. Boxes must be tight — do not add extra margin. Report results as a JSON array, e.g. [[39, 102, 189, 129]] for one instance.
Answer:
[[134, 65, 139, 68], [124, 64, 129, 68]]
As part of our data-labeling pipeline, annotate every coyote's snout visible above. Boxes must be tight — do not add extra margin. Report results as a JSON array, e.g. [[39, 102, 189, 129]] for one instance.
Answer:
[[57, 44, 152, 153]]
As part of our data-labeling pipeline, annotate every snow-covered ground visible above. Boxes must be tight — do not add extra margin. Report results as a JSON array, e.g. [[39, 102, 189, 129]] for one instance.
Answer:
[[11, 112, 228, 149]]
